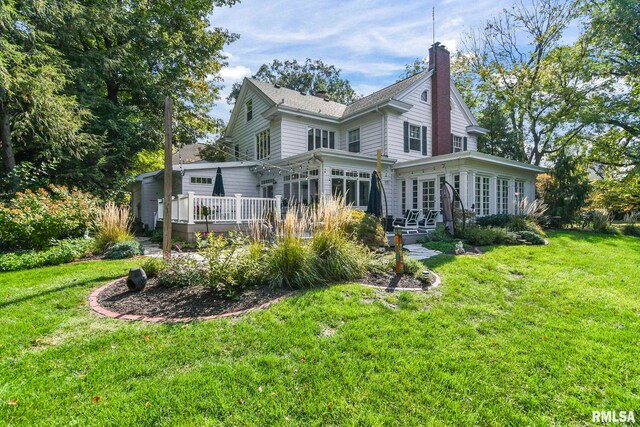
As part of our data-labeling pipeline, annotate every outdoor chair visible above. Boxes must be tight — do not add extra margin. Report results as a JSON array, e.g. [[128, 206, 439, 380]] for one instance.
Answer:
[[418, 209, 439, 232], [392, 209, 420, 232]]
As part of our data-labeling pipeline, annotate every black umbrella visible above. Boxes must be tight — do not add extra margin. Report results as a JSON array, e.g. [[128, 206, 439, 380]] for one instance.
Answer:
[[366, 171, 383, 217], [212, 167, 225, 196]]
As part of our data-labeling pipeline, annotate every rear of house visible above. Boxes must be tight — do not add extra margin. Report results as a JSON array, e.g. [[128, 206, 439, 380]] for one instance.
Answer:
[[132, 42, 545, 239]]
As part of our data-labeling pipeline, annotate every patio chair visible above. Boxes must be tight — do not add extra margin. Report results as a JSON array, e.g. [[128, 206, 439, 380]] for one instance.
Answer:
[[392, 209, 420, 232], [418, 209, 439, 232]]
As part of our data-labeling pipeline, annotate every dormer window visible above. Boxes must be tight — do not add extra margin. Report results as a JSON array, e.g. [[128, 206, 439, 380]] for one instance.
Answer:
[[421, 90, 429, 103], [246, 99, 253, 121]]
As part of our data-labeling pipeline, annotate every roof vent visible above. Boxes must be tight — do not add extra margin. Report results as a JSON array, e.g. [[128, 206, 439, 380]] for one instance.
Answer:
[[299, 91, 306, 95], [314, 90, 329, 100], [323, 98, 330, 102], [274, 84, 281, 88]]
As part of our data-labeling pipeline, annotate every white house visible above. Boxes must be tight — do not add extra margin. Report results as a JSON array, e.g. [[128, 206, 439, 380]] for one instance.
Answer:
[[133, 43, 545, 239]]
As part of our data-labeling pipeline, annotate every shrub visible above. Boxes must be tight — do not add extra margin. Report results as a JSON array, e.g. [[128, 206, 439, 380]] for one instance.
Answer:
[[463, 226, 517, 246], [507, 216, 546, 236], [0, 238, 95, 272], [476, 214, 513, 228], [426, 225, 455, 242], [158, 256, 208, 287], [516, 231, 546, 245], [200, 233, 265, 297], [150, 228, 163, 243], [622, 224, 640, 237], [311, 230, 368, 282], [103, 240, 143, 259], [400, 256, 424, 277], [0, 186, 97, 250], [422, 240, 457, 253], [266, 235, 319, 288], [453, 208, 475, 237], [345, 211, 387, 249], [140, 257, 167, 278], [94, 202, 135, 251]]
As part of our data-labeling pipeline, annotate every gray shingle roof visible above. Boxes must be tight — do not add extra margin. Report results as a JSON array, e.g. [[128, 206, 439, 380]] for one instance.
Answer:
[[249, 79, 347, 118], [342, 71, 427, 117], [249, 71, 428, 120]]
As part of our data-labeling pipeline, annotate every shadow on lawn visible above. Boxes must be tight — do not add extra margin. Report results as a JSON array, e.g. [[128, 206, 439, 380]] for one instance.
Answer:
[[0, 276, 116, 309]]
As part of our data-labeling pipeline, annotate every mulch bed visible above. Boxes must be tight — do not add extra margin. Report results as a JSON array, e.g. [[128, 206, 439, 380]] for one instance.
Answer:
[[360, 272, 438, 291], [95, 278, 292, 320]]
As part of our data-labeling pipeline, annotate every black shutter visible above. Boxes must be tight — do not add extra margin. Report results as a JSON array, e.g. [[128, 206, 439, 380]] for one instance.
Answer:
[[463, 137, 468, 151], [403, 121, 409, 152], [451, 134, 454, 152], [421, 126, 428, 155]]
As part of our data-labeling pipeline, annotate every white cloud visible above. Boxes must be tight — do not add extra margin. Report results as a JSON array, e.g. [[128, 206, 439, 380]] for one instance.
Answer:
[[220, 65, 252, 81]]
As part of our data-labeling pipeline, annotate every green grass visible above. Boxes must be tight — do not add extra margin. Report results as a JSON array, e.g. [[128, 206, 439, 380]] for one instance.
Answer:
[[1, 231, 639, 426]]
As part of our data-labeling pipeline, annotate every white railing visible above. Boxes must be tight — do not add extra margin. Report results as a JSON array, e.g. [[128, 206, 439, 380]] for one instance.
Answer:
[[157, 192, 281, 225]]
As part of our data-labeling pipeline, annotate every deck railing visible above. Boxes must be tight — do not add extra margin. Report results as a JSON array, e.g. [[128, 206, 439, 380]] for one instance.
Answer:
[[157, 192, 281, 225]]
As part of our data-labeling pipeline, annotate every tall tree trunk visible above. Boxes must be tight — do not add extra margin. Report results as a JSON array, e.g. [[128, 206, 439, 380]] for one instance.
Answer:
[[0, 107, 16, 172]]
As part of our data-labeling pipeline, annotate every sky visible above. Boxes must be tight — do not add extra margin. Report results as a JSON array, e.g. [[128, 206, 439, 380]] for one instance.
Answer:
[[207, 0, 537, 122]]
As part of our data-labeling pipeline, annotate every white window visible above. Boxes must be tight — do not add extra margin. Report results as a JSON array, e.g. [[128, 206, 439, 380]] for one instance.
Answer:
[[497, 178, 509, 214], [421, 180, 435, 214], [453, 135, 463, 152], [412, 179, 418, 209], [514, 181, 525, 214], [421, 89, 429, 102], [475, 176, 490, 216], [409, 125, 421, 151], [401, 180, 406, 213], [190, 176, 213, 185], [308, 128, 335, 150], [256, 129, 270, 160], [348, 128, 360, 153], [331, 169, 372, 207], [453, 174, 461, 209], [246, 99, 253, 121]]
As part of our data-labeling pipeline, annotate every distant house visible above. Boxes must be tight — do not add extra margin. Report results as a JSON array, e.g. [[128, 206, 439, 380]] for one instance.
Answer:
[[133, 43, 545, 239]]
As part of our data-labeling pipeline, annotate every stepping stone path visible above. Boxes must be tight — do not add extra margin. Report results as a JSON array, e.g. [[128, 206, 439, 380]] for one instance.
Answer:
[[403, 244, 441, 260], [137, 237, 163, 257]]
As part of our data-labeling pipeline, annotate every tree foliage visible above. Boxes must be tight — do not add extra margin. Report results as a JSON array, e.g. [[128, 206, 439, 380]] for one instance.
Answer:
[[1, 0, 238, 200], [227, 59, 358, 104], [0, 1, 96, 192]]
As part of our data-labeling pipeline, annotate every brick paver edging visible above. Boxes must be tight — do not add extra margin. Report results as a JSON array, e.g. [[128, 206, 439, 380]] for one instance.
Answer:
[[88, 278, 295, 323], [357, 271, 441, 292]]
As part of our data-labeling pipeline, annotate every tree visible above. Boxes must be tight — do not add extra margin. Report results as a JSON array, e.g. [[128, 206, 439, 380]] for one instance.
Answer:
[[31, 0, 238, 199], [537, 151, 591, 227], [462, 0, 598, 165], [227, 59, 358, 104], [0, 1, 96, 191], [579, 0, 639, 173], [477, 97, 526, 161]]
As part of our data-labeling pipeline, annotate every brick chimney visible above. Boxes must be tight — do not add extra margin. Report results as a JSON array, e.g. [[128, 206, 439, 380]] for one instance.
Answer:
[[428, 43, 451, 156]]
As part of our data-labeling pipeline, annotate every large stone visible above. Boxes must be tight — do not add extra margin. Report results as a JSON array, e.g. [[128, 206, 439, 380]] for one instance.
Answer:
[[127, 268, 148, 291]]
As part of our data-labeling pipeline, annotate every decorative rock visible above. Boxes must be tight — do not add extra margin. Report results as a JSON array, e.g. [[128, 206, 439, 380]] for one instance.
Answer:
[[127, 268, 148, 291]]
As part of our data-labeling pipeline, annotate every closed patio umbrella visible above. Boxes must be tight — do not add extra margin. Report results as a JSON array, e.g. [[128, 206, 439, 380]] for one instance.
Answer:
[[212, 167, 225, 196], [366, 171, 383, 217]]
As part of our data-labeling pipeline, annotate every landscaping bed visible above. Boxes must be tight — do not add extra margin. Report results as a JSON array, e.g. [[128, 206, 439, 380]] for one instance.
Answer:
[[94, 277, 292, 319], [360, 271, 437, 290]]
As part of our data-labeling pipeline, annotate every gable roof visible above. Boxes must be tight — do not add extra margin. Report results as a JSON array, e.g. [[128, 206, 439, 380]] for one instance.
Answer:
[[343, 71, 428, 117], [172, 143, 206, 165], [249, 79, 347, 119]]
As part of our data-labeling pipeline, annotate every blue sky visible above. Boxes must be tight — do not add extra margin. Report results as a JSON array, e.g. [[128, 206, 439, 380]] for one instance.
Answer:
[[208, 0, 534, 122]]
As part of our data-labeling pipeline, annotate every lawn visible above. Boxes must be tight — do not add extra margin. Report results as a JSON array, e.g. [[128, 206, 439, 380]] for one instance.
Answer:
[[1, 231, 639, 426]]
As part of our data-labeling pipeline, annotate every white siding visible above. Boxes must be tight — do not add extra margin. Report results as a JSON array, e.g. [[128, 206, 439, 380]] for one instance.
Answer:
[[388, 79, 433, 162], [140, 176, 162, 229], [230, 86, 277, 162], [280, 116, 340, 158], [451, 94, 477, 151], [339, 112, 383, 156], [181, 167, 259, 197]]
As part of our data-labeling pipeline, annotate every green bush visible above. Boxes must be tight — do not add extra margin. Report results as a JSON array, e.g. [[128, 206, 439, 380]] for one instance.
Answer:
[[422, 240, 457, 253], [0, 186, 97, 251], [157, 256, 208, 287], [0, 238, 95, 272], [103, 241, 143, 259], [476, 214, 513, 228], [622, 224, 640, 237], [200, 233, 265, 297], [344, 211, 388, 249], [311, 230, 368, 282], [463, 226, 517, 246], [266, 236, 319, 289], [400, 256, 424, 277], [507, 215, 546, 236], [517, 231, 546, 245], [150, 228, 163, 243], [140, 257, 167, 278]]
